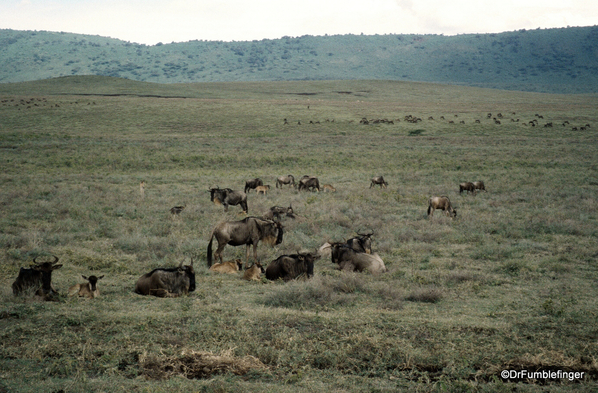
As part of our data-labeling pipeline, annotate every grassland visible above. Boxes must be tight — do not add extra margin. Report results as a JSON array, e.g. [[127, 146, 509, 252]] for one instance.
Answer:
[[0, 76, 597, 392]]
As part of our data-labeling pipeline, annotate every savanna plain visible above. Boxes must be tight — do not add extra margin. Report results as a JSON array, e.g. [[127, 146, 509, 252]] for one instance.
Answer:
[[0, 76, 597, 392]]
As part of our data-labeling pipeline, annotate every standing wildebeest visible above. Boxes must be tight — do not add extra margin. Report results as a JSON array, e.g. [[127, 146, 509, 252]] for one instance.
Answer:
[[265, 252, 320, 281], [255, 185, 271, 195], [244, 178, 263, 193], [346, 232, 373, 254], [209, 187, 248, 213], [12, 256, 62, 300], [68, 275, 104, 299], [276, 175, 295, 188], [207, 217, 283, 268], [329, 243, 387, 274], [134, 259, 196, 297], [459, 182, 476, 195], [473, 181, 487, 192], [263, 205, 295, 221], [298, 176, 320, 192], [370, 176, 388, 188], [427, 196, 457, 218]]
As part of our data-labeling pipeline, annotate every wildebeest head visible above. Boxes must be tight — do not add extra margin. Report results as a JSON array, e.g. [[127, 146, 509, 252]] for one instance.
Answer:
[[261, 220, 284, 247], [347, 231, 374, 254]]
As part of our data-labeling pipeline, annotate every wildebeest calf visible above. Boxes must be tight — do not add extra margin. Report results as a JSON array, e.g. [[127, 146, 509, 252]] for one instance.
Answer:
[[68, 275, 104, 299], [209, 259, 243, 274], [243, 262, 265, 281]]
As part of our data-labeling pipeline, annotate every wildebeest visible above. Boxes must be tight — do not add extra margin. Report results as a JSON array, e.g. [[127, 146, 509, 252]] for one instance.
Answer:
[[263, 205, 295, 221], [170, 204, 186, 215], [346, 232, 373, 254], [209, 187, 248, 213], [427, 196, 457, 218], [322, 184, 336, 192], [207, 217, 283, 268], [329, 243, 387, 274], [12, 255, 62, 300], [265, 252, 320, 281], [298, 176, 320, 192], [370, 176, 388, 188], [209, 259, 243, 274], [244, 178, 263, 193], [243, 262, 265, 281], [68, 275, 104, 299], [473, 181, 487, 192], [276, 175, 295, 188], [255, 185, 271, 195], [459, 182, 476, 195], [134, 258, 196, 297]]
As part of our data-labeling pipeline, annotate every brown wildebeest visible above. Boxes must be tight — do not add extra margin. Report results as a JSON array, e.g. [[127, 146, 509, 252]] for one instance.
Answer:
[[207, 217, 284, 268], [427, 196, 457, 218], [473, 181, 487, 192], [68, 275, 104, 299], [209, 187, 248, 213], [244, 178, 263, 193], [265, 252, 320, 281], [12, 255, 63, 300], [370, 176, 388, 188], [298, 176, 320, 192], [255, 185, 271, 195], [209, 259, 243, 274], [263, 205, 295, 221], [134, 258, 196, 298], [322, 184, 336, 192], [328, 243, 387, 274], [243, 262, 265, 281], [459, 182, 476, 195], [276, 175, 295, 188]]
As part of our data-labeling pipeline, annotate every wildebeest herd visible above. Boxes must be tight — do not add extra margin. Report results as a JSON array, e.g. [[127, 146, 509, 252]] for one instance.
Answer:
[[11, 174, 486, 300]]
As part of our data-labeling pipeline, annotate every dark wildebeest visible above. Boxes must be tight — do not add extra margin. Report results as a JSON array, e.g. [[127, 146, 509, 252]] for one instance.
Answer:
[[298, 176, 320, 192], [276, 175, 295, 188], [243, 262, 265, 281], [209, 187, 248, 213], [170, 204, 186, 215], [473, 181, 487, 192], [209, 259, 243, 274], [346, 232, 373, 254], [265, 252, 320, 281], [134, 258, 196, 298], [12, 255, 63, 300], [68, 275, 104, 299], [328, 243, 387, 274], [263, 205, 295, 221], [244, 178, 263, 193], [427, 196, 457, 218], [459, 182, 476, 195], [370, 176, 388, 188], [207, 217, 283, 268]]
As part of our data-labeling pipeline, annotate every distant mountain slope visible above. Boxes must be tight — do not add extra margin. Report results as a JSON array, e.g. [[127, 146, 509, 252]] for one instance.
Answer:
[[1, 27, 597, 93]]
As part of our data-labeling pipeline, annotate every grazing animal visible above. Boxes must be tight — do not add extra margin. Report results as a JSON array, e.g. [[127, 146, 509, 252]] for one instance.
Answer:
[[322, 184, 336, 192], [459, 182, 476, 195], [140, 181, 146, 198], [298, 176, 320, 192], [244, 178, 263, 193], [276, 175, 295, 188], [329, 243, 387, 274], [263, 205, 295, 221], [209, 259, 243, 274], [12, 256, 63, 300], [370, 176, 388, 188], [134, 259, 196, 297], [473, 181, 487, 192], [243, 262, 265, 281], [265, 252, 320, 281], [170, 204, 186, 215], [68, 275, 104, 299], [427, 196, 457, 218], [207, 217, 284, 268], [255, 185, 271, 195], [346, 232, 373, 254], [209, 187, 248, 213]]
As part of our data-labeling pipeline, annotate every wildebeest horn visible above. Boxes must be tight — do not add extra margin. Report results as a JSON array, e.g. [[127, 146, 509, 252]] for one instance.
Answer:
[[178, 259, 185, 268], [51, 255, 59, 264], [190, 256, 194, 266]]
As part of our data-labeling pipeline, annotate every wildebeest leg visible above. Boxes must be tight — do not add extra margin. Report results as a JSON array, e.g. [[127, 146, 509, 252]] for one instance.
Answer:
[[215, 243, 226, 264], [223, 203, 229, 212]]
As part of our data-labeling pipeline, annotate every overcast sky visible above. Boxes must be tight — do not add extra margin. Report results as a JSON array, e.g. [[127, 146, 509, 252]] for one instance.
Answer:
[[1, 0, 597, 45]]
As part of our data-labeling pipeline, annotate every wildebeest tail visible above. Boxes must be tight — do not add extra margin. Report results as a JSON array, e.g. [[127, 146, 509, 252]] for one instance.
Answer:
[[207, 235, 214, 267]]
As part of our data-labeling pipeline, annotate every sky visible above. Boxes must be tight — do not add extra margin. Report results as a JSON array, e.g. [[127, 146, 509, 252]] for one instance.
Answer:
[[1, 0, 597, 45]]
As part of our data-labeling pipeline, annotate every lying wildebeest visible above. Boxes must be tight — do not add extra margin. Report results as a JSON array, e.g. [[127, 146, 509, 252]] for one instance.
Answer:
[[207, 217, 283, 268], [170, 204, 186, 215], [329, 243, 387, 274], [427, 196, 457, 218], [370, 176, 388, 188], [265, 252, 321, 281], [243, 262, 265, 281], [346, 231, 373, 254], [209, 187, 248, 213], [244, 178, 263, 193], [68, 275, 104, 299], [134, 258, 196, 297], [322, 184, 336, 192], [473, 181, 487, 192], [298, 176, 320, 192], [12, 255, 62, 300], [459, 182, 476, 195], [209, 259, 243, 274], [276, 175, 295, 188], [255, 185, 271, 195], [263, 205, 295, 221]]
